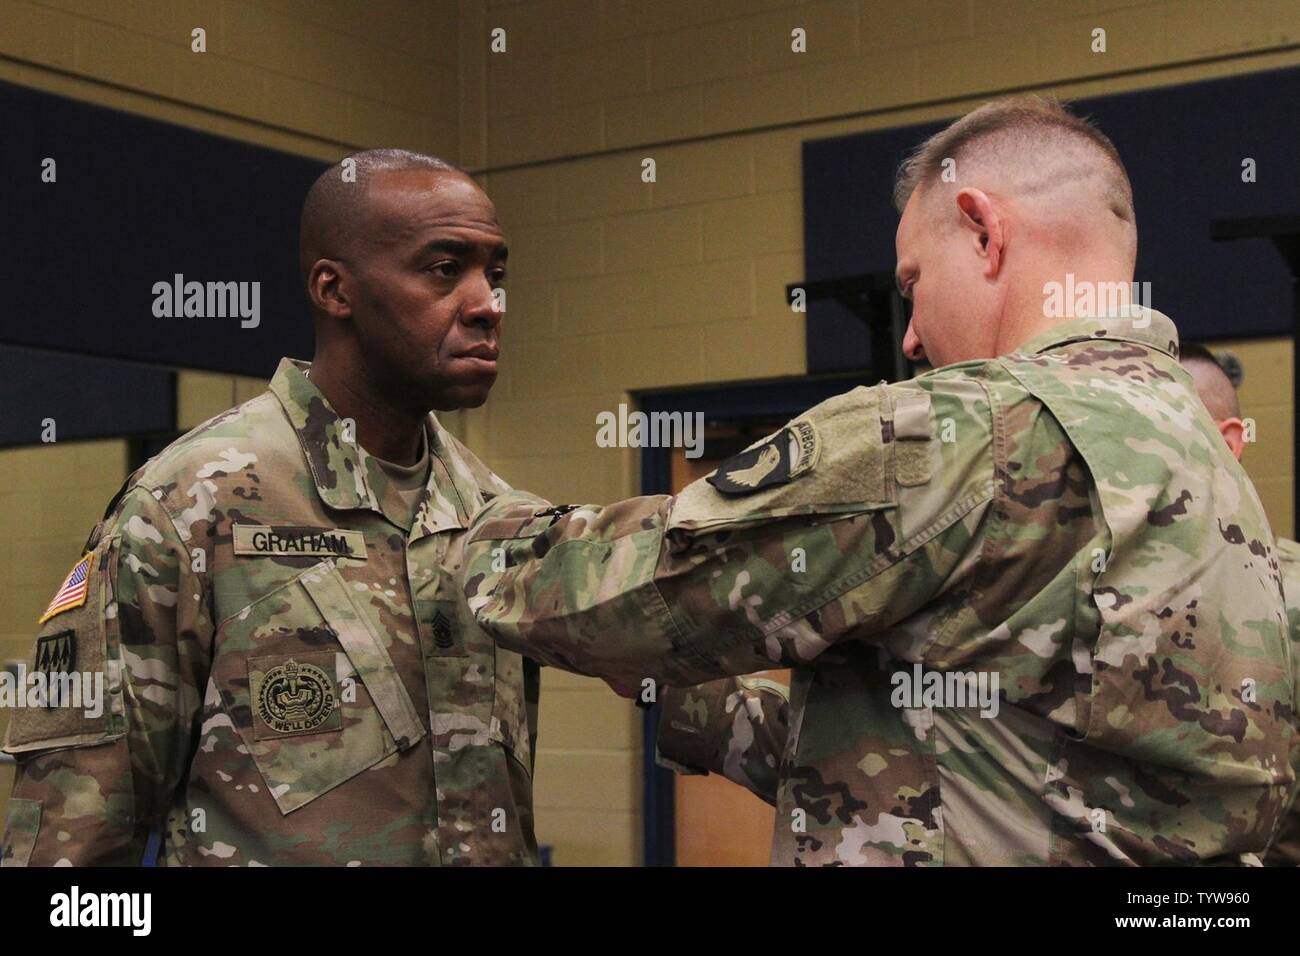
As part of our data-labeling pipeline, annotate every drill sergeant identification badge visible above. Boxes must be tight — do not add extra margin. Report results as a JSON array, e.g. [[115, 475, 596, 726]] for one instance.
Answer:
[[250, 655, 340, 738]]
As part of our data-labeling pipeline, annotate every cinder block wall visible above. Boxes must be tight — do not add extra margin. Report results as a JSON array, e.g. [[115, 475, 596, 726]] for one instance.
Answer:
[[0, 0, 459, 157]]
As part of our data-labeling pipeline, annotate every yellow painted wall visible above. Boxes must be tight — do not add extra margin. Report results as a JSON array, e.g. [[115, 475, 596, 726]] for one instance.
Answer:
[[0, 0, 460, 159], [2, 0, 1299, 864]]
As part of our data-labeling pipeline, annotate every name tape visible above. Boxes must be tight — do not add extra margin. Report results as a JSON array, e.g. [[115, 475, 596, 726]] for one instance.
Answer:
[[232, 524, 367, 559]]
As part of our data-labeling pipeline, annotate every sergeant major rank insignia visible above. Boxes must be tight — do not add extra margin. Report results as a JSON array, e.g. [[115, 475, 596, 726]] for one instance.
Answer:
[[708, 419, 819, 495]]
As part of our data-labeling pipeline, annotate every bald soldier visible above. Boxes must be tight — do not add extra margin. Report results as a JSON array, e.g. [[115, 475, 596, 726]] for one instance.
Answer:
[[462, 97, 1296, 865], [1, 149, 540, 866], [1178, 344, 1300, 866]]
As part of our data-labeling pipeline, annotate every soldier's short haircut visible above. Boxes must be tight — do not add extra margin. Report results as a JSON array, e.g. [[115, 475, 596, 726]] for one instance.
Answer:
[[892, 96, 1134, 226], [1180, 342, 1244, 386], [299, 148, 467, 285], [1179, 341, 1243, 420]]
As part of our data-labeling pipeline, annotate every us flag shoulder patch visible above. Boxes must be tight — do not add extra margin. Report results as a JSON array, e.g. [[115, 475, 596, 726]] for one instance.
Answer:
[[38, 551, 94, 624]]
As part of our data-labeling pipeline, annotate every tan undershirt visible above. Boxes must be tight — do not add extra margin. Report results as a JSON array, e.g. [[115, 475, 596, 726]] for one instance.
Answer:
[[371, 429, 431, 529]]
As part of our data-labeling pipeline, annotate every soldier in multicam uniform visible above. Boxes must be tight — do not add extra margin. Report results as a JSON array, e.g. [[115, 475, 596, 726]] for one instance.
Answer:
[[1, 150, 540, 866], [658, 342, 1300, 860], [462, 97, 1296, 865], [1178, 343, 1300, 865]]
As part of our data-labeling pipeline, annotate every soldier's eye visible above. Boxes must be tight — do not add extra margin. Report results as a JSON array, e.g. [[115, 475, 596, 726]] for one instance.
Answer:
[[430, 260, 459, 278]]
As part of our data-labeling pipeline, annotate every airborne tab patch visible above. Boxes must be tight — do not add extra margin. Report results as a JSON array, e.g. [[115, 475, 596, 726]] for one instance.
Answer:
[[707, 419, 820, 496], [232, 524, 367, 560]]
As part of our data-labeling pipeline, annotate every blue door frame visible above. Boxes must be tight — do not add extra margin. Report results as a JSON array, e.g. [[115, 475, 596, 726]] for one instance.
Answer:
[[635, 372, 876, 866]]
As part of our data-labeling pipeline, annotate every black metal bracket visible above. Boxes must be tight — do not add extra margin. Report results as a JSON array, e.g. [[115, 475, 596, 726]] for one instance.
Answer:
[[1209, 215, 1300, 272], [786, 272, 914, 382]]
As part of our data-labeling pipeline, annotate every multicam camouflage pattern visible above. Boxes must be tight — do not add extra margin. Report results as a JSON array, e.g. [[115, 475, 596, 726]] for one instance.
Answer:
[[465, 310, 1296, 866], [655, 678, 789, 805], [1265, 537, 1300, 865], [2, 358, 539, 866]]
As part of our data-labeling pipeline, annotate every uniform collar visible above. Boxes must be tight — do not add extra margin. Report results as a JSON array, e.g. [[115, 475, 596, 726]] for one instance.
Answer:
[[269, 358, 477, 535], [1014, 308, 1180, 360]]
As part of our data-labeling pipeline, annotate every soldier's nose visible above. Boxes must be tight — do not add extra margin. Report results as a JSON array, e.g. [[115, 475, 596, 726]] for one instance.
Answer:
[[902, 323, 926, 362]]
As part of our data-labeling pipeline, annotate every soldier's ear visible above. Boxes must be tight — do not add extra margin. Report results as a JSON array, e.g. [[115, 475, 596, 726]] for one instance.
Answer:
[[307, 258, 352, 321], [1218, 417, 1246, 461], [955, 188, 1003, 278]]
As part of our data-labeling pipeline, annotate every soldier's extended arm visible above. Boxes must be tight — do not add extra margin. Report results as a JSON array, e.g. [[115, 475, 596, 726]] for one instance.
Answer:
[[655, 677, 789, 806], [464, 379, 994, 687], [1, 488, 209, 865]]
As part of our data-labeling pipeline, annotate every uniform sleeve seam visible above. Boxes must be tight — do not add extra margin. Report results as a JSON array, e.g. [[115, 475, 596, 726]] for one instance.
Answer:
[[754, 375, 998, 642], [757, 483, 995, 641]]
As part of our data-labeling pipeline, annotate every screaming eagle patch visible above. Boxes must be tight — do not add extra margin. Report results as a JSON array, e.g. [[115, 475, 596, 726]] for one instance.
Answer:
[[707, 419, 820, 496]]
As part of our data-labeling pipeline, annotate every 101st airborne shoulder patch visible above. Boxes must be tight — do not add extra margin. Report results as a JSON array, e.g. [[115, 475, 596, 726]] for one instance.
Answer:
[[37, 552, 93, 624], [708, 420, 820, 496]]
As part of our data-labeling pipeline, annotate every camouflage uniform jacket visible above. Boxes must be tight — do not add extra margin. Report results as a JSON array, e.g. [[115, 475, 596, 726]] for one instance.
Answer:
[[464, 311, 1296, 865], [655, 679, 789, 806], [2, 358, 539, 866], [1265, 537, 1300, 865]]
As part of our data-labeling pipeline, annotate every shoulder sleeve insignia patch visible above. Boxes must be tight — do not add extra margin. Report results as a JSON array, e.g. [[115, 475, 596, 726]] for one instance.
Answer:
[[34, 630, 76, 683], [707, 419, 820, 496], [37, 552, 94, 624]]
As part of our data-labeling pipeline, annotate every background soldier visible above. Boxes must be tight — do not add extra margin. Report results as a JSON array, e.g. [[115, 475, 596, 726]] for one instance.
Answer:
[[461, 97, 1295, 865], [1179, 343, 1300, 866], [1, 150, 540, 866]]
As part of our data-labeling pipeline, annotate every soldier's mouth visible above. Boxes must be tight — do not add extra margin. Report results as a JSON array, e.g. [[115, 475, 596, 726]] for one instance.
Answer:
[[452, 354, 499, 377], [450, 344, 499, 374]]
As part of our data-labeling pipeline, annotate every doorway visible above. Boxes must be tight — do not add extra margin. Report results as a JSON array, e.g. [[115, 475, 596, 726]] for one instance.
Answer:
[[636, 374, 877, 866]]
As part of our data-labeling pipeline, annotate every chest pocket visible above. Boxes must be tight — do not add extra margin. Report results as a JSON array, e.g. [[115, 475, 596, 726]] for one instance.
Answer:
[[489, 646, 537, 774], [421, 532, 536, 777], [214, 559, 426, 814]]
